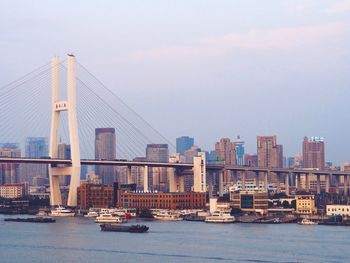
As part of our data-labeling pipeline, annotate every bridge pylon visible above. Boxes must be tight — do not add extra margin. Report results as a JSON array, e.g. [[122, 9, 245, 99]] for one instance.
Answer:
[[49, 55, 81, 207]]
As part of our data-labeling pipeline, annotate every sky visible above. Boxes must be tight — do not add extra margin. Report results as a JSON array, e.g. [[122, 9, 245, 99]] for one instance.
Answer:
[[0, 0, 350, 164]]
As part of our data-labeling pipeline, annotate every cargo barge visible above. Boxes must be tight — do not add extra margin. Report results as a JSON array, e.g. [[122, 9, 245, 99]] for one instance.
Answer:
[[100, 223, 149, 233], [4, 217, 56, 223]]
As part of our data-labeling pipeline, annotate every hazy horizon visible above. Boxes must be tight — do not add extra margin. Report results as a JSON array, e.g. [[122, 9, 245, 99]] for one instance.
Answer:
[[1, 1, 349, 165]]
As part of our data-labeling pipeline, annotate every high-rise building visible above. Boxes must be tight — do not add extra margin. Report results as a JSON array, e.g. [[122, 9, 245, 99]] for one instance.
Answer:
[[0, 144, 21, 185], [244, 154, 258, 166], [287, 157, 295, 168], [257, 136, 283, 168], [95, 128, 116, 186], [234, 136, 245, 166], [20, 137, 48, 185], [184, 145, 201, 164], [146, 144, 169, 191], [176, 136, 194, 155], [302, 136, 325, 169], [215, 138, 236, 165]]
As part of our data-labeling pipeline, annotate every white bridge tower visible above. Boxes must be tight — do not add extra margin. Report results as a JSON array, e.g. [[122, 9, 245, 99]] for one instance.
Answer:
[[49, 55, 81, 207]]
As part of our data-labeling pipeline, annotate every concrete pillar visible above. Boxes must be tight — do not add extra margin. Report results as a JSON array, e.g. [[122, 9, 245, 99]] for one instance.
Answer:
[[126, 166, 132, 184], [168, 168, 176, 192], [179, 175, 185, 192], [305, 173, 311, 192], [264, 171, 269, 192], [335, 175, 340, 194], [296, 174, 301, 190], [316, 174, 321, 194], [143, 165, 148, 192], [285, 173, 290, 196], [325, 174, 330, 193], [219, 171, 224, 196], [242, 170, 247, 191], [255, 171, 259, 190]]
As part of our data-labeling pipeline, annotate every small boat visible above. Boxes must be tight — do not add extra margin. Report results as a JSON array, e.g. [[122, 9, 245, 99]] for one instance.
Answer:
[[298, 218, 318, 225], [84, 211, 99, 218], [205, 211, 235, 223], [4, 217, 56, 223], [36, 210, 49, 217], [95, 213, 127, 223], [153, 210, 183, 221], [100, 224, 149, 233], [50, 206, 75, 217]]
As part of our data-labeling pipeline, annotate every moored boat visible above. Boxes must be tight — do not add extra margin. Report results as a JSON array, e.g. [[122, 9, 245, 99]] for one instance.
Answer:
[[153, 210, 183, 221], [95, 213, 127, 223], [4, 217, 56, 223], [298, 218, 318, 225], [205, 211, 235, 223], [100, 223, 149, 233], [50, 206, 75, 217]]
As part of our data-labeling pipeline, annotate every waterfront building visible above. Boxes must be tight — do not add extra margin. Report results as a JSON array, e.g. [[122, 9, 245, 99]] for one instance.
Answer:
[[119, 191, 206, 210], [0, 183, 28, 199], [0, 145, 21, 185], [20, 137, 48, 186], [302, 136, 325, 169], [146, 144, 169, 191], [57, 143, 71, 186], [230, 190, 269, 214], [326, 205, 350, 217], [95, 128, 116, 186], [295, 193, 316, 215], [77, 183, 114, 209], [234, 136, 245, 166], [176, 136, 194, 155]]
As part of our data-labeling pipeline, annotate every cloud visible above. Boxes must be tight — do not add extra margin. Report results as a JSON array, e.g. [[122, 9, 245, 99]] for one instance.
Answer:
[[129, 23, 346, 61], [323, 0, 350, 14]]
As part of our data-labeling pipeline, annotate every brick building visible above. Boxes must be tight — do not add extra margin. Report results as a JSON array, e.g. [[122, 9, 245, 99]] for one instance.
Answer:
[[77, 183, 115, 209], [119, 192, 206, 210]]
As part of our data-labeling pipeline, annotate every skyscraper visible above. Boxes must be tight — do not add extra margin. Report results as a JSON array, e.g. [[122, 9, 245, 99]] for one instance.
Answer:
[[215, 138, 236, 165], [95, 128, 116, 185], [20, 137, 49, 185], [146, 144, 169, 191], [176, 136, 194, 155], [57, 143, 71, 185], [234, 136, 245, 166], [302, 136, 325, 169], [257, 136, 283, 168], [0, 144, 21, 185]]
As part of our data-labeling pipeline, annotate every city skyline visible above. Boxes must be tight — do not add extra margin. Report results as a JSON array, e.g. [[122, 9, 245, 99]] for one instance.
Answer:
[[0, 1, 349, 163]]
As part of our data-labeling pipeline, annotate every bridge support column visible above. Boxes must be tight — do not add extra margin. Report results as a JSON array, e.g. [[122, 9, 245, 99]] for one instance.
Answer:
[[219, 171, 224, 196], [193, 152, 206, 192], [335, 175, 340, 194], [179, 175, 185, 192], [242, 170, 247, 191], [316, 174, 321, 194], [305, 173, 311, 192], [49, 55, 81, 207], [296, 174, 301, 191], [325, 175, 330, 193], [143, 166, 148, 192], [285, 173, 290, 196], [264, 171, 269, 192], [168, 168, 176, 192], [126, 166, 132, 184]]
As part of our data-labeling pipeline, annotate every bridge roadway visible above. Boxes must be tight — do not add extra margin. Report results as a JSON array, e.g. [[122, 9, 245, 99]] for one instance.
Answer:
[[1, 157, 350, 176]]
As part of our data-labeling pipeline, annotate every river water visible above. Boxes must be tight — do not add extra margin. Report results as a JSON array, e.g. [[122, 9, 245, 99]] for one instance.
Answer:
[[0, 215, 349, 263]]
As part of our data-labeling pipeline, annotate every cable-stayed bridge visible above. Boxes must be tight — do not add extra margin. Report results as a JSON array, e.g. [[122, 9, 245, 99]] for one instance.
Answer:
[[1, 55, 350, 207]]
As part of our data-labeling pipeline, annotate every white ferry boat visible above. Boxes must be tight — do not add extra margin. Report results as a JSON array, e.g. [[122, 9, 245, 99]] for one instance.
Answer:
[[94, 213, 127, 223], [154, 210, 183, 221], [298, 218, 318, 225], [205, 211, 235, 223], [84, 211, 99, 218], [50, 206, 75, 217]]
